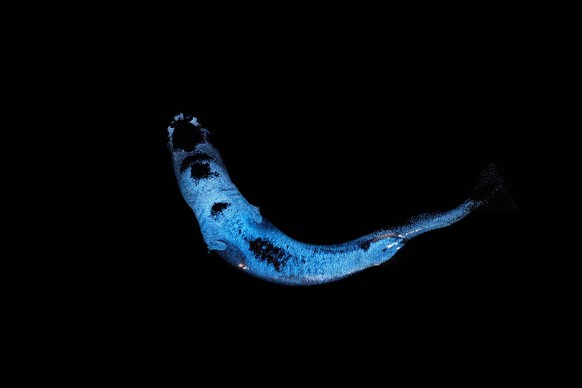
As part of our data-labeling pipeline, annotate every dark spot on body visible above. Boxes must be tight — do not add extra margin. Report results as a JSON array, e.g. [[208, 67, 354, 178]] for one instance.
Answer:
[[190, 163, 217, 180], [178, 153, 217, 180], [180, 154, 213, 172], [360, 240, 372, 251], [170, 115, 204, 152], [211, 202, 229, 217], [249, 238, 290, 271]]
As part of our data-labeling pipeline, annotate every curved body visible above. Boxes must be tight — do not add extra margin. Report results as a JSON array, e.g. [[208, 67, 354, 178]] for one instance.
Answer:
[[168, 113, 491, 286]]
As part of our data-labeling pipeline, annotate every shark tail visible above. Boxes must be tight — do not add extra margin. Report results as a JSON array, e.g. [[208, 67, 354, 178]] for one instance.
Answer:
[[397, 162, 512, 240]]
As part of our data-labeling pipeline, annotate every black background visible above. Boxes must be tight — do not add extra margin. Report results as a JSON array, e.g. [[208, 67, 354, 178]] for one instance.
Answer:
[[13, 5, 570, 382], [69, 12, 548, 375], [122, 41, 529, 333]]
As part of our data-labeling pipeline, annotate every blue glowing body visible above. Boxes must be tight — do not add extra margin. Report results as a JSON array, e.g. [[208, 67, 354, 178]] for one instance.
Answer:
[[168, 113, 494, 286]]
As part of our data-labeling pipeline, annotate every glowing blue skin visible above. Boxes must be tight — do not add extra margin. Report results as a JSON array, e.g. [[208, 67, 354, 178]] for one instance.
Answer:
[[168, 113, 482, 286]]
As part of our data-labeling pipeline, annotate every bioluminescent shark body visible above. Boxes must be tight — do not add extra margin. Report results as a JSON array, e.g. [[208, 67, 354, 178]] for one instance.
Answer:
[[168, 113, 502, 286]]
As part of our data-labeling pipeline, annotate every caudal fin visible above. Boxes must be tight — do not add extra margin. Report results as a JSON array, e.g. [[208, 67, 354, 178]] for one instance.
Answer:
[[470, 162, 516, 212], [396, 162, 511, 239]]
